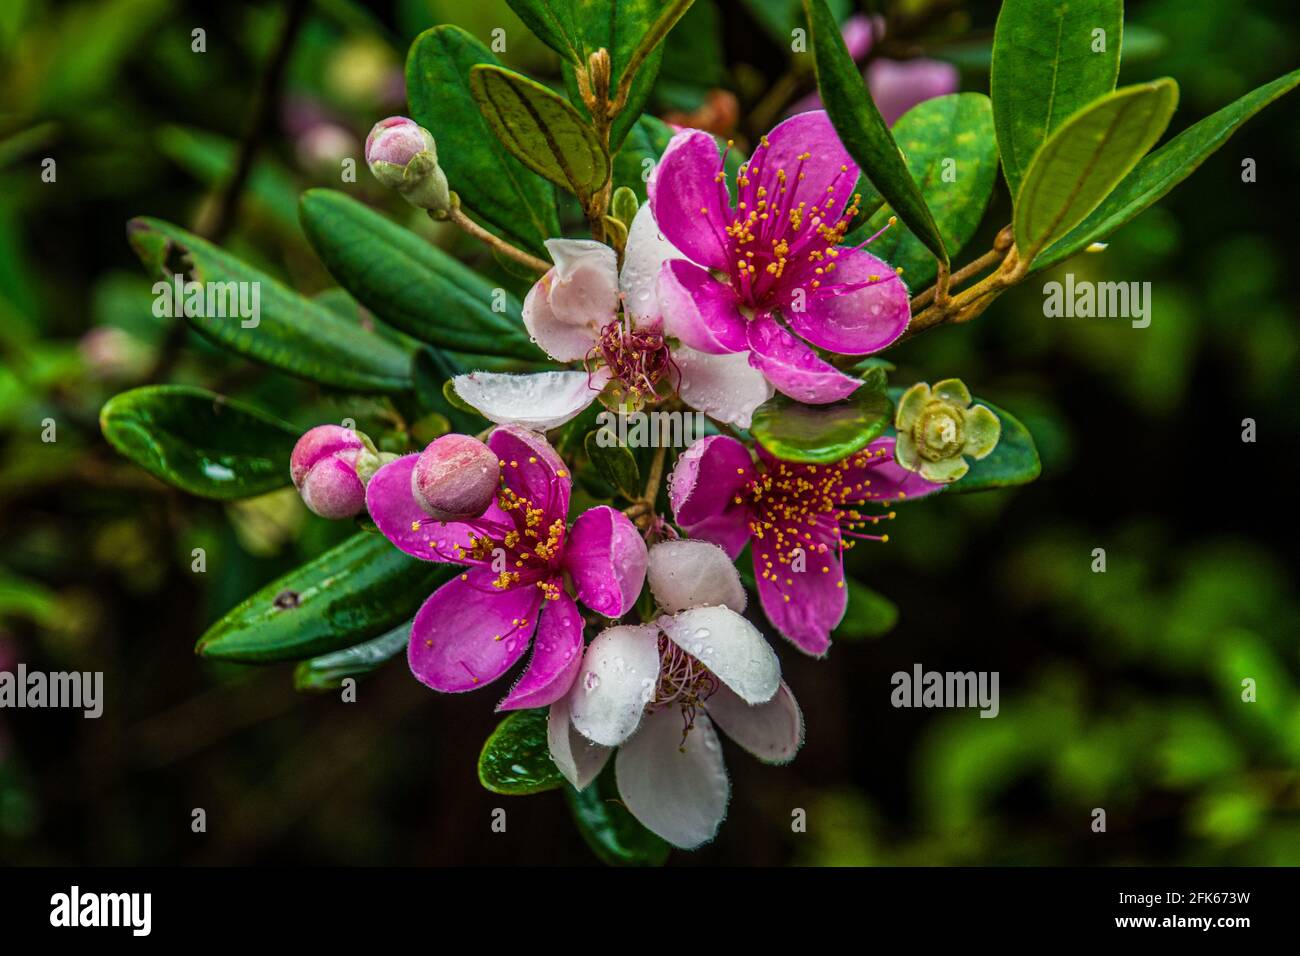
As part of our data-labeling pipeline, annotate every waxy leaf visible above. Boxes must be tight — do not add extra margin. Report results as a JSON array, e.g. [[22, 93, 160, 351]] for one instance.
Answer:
[[804, 0, 947, 265], [950, 400, 1041, 494], [293, 622, 410, 692], [126, 217, 413, 393], [991, 0, 1123, 199], [566, 762, 670, 866], [863, 93, 1000, 288], [470, 64, 611, 200], [407, 26, 559, 257], [196, 534, 451, 663], [100, 385, 297, 500], [1034, 67, 1300, 272], [834, 579, 899, 640], [299, 190, 542, 360], [751, 381, 893, 464], [504, 0, 583, 63], [1014, 80, 1179, 264], [584, 429, 642, 500], [479, 708, 566, 795]]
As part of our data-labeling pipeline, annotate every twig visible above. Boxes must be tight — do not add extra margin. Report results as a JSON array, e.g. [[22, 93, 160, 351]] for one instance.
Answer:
[[441, 205, 551, 274]]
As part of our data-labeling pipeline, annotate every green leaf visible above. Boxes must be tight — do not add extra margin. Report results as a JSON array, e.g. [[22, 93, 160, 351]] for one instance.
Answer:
[[293, 621, 410, 692], [949, 400, 1041, 494], [196, 534, 451, 663], [863, 93, 999, 289], [406, 26, 559, 257], [504, 0, 583, 63], [804, 0, 947, 265], [1014, 80, 1179, 265], [584, 429, 641, 500], [478, 708, 565, 795], [1033, 67, 1300, 272], [298, 189, 541, 360], [991, 0, 1123, 199], [835, 578, 898, 640], [126, 218, 413, 393], [566, 762, 670, 866], [470, 64, 611, 201], [751, 382, 893, 464], [100, 385, 297, 500]]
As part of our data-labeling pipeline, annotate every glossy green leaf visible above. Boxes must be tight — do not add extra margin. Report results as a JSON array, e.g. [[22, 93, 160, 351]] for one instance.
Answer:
[[1014, 80, 1179, 264], [478, 708, 565, 795], [293, 621, 410, 692], [1033, 67, 1300, 272], [196, 534, 451, 663], [126, 217, 413, 393], [504, 0, 583, 63], [299, 189, 541, 360], [470, 64, 610, 200], [991, 0, 1123, 199], [804, 0, 947, 265], [100, 385, 297, 500], [835, 579, 898, 640], [751, 382, 893, 464], [584, 429, 641, 500], [406, 26, 559, 257], [566, 762, 670, 866], [863, 93, 999, 289]]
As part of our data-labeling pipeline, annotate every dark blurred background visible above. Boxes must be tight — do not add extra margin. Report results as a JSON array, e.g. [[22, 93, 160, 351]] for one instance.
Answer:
[[1, 0, 1298, 865]]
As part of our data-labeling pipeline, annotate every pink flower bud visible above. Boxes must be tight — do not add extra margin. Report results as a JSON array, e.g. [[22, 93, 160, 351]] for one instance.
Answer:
[[291, 425, 366, 519], [365, 116, 451, 214], [411, 434, 500, 521]]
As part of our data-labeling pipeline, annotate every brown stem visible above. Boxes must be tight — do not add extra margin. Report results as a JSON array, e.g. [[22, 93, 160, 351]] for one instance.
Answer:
[[442, 206, 551, 274]]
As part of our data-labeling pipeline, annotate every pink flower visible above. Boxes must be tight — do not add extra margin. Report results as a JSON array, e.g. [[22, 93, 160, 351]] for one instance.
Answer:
[[667, 434, 943, 656], [548, 539, 802, 848], [364, 116, 450, 213], [290, 425, 366, 519], [365, 425, 647, 710], [451, 205, 773, 430], [650, 111, 911, 405], [788, 16, 960, 127]]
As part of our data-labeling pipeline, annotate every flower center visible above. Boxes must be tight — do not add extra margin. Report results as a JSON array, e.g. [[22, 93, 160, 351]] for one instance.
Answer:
[[586, 318, 675, 406], [915, 406, 965, 461], [649, 632, 719, 748]]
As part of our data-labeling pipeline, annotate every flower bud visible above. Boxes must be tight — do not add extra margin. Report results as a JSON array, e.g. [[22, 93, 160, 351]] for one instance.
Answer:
[[365, 116, 451, 215], [411, 434, 500, 521], [290, 425, 366, 519], [893, 379, 1001, 483]]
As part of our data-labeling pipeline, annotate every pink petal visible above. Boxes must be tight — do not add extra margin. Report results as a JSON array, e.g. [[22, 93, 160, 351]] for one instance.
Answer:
[[548, 695, 612, 790], [497, 591, 585, 711], [408, 568, 544, 692], [847, 437, 947, 503], [659, 606, 780, 704], [647, 129, 731, 271], [745, 312, 862, 404], [868, 58, 960, 128], [563, 506, 648, 619], [667, 434, 754, 543], [755, 111, 858, 209], [657, 259, 748, 355], [488, 425, 570, 519], [751, 521, 845, 657], [780, 246, 910, 354], [365, 455, 477, 562], [452, 370, 602, 431], [705, 680, 804, 765], [674, 345, 773, 429], [615, 707, 729, 849], [290, 424, 362, 487], [299, 455, 365, 519], [521, 240, 619, 361]]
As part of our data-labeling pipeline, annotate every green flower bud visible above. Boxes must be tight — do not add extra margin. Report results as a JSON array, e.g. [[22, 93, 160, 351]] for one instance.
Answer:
[[894, 378, 1001, 483], [365, 116, 451, 215]]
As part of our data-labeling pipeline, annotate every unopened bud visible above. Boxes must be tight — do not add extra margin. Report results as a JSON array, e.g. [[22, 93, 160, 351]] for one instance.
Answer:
[[290, 425, 366, 519], [365, 116, 451, 215], [411, 434, 500, 521]]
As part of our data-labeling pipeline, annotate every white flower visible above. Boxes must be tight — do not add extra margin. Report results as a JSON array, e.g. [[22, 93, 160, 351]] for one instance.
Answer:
[[549, 538, 803, 849]]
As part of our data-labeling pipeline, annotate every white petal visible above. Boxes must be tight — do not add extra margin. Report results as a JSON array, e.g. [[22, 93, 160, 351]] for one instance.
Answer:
[[674, 346, 774, 429], [659, 606, 779, 705], [548, 695, 612, 790], [619, 205, 682, 326], [647, 539, 746, 614], [452, 370, 602, 431], [568, 624, 660, 747], [522, 240, 619, 361], [615, 707, 729, 849], [705, 681, 803, 765]]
